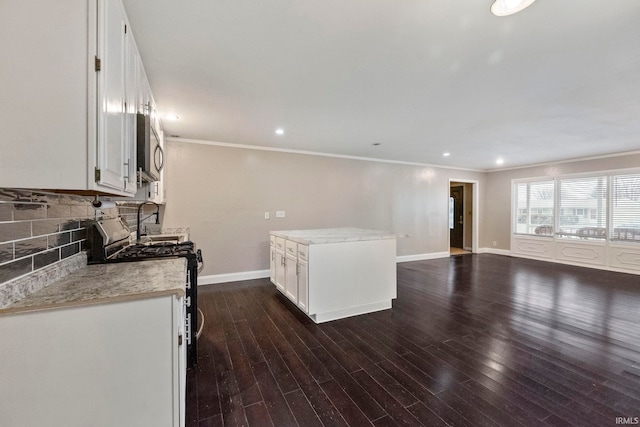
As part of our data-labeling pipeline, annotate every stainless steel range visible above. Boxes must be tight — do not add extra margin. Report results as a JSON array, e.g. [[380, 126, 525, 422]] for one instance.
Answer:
[[88, 217, 202, 368]]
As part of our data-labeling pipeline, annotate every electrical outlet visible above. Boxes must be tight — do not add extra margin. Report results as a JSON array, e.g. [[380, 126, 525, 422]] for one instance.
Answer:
[[492, 241, 497, 247], [264, 212, 270, 220], [276, 210, 286, 218]]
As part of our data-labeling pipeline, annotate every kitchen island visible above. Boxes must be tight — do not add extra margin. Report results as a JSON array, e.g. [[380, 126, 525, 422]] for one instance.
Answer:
[[270, 228, 397, 323], [0, 257, 187, 427]]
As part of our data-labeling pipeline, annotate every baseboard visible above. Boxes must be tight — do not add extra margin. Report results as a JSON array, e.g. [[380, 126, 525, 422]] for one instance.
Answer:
[[199, 269, 270, 285], [201, 252, 450, 284], [477, 247, 512, 256], [396, 252, 450, 263], [509, 252, 640, 276]]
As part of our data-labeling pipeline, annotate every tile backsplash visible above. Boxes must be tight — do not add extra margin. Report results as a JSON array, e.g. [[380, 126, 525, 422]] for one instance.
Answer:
[[0, 188, 160, 288]]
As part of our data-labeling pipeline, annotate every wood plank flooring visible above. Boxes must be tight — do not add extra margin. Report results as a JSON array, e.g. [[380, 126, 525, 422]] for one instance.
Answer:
[[186, 254, 640, 426]]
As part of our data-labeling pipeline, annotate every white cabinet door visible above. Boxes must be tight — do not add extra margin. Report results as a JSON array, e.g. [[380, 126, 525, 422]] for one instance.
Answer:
[[270, 245, 276, 283], [96, 0, 128, 192], [123, 26, 139, 194], [298, 259, 308, 313], [285, 252, 298, 302], [275, 249, 286, 293]]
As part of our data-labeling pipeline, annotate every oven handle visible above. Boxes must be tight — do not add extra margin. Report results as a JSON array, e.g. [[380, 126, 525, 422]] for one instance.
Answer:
[[196, 249, 204, 274], [196, 307, 205, 340]]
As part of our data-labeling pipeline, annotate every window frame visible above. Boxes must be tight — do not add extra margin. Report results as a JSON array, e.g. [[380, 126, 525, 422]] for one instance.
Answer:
[[511, 168, 640, 245]]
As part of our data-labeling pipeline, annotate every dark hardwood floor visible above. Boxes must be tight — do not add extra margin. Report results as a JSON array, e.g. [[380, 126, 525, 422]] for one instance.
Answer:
[[187, 254, 640, 426]]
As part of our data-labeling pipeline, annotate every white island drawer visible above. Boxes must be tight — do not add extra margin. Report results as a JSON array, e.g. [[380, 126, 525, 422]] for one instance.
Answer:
[[297, 245, 308, 261], [275, 237, 285, 250], [285, 240, 297, 256]]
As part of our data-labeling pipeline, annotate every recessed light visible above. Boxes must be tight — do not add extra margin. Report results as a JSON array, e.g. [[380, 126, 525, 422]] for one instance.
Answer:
[[496, 158, 505, 165], [275, 128, 284, 135], [162, 113, 180, 121], [372, 143, 381, 146], [443, 152, 450, 157], [491, 0, 536, 16]]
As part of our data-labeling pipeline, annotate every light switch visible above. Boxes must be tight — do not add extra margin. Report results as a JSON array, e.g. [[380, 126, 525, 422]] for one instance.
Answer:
[[276, 210, 286, 218], [264, 212, 270, 220]]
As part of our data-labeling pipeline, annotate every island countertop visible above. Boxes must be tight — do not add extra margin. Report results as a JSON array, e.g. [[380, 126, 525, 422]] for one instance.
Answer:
[[271, 227, 396, 245], [0, 258, 187, 316]]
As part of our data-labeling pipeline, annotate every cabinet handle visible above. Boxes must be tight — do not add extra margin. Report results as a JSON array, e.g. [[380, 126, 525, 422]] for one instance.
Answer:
[[296, 263, 299, 275], [123, 160, 130, 180], [271, 251, 275, 261], [281, 256, 285, 266]]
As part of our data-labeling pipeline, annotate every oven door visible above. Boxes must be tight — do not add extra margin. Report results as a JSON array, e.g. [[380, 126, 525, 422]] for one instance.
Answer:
[[177, 296, 186, 426], [185, 258, 198, 368]]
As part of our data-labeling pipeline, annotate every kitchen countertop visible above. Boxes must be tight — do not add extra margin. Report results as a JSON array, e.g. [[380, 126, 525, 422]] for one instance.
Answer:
[[0, 258, 187, 316], [271, 227, 396, 245]]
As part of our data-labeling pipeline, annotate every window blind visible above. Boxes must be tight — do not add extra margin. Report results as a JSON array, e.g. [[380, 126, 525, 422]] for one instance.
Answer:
[[611, 173, 640, 242], [514, 180, 554, 236], [557, 176, 607, 240]]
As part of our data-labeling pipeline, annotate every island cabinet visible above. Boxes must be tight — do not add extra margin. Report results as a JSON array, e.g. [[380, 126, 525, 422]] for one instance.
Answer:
[[0, 0, 161, 197], [269, 228, 397, 323]]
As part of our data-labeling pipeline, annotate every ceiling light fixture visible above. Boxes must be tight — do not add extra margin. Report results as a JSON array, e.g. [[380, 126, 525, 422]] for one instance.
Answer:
[[490, 0, 536, 16], [275, 128, 284, 135], [443, 152, 450, 157], [162, 113, 180, 121], [496, 158, 505, 165]]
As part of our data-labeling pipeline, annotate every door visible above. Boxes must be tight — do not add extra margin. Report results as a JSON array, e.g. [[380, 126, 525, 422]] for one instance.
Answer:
[[275, 249, 285, 292], [450, 185, 464, 248], [269, 245, 276, 284], [285, 253, 298, 302], [298, 259, 308, 313], [96, 0, 128, 191]]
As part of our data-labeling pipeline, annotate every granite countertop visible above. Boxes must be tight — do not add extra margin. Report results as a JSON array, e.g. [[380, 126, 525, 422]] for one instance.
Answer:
[[271, 227, 396, 245], [0, 258, 187, 316]]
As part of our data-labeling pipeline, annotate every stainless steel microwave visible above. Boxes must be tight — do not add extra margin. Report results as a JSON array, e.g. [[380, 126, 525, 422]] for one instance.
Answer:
[[136, 113, 164, 183]]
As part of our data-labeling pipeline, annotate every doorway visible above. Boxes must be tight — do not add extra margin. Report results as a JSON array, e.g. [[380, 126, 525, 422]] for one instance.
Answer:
[[449, 180, 478, 256], [450, 185, 465, 250]]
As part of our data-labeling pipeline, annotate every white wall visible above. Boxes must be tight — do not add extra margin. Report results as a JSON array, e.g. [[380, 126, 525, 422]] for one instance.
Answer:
[[162, 140, 485, 278]]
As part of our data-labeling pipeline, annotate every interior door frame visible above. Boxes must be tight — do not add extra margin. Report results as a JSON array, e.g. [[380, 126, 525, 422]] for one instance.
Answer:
[[449, 185, 465, 249], [448, 178, 479, 253]]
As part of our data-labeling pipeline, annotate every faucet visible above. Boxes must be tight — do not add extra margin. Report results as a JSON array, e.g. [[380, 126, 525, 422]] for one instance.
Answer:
[[136, 202, 160, 242]]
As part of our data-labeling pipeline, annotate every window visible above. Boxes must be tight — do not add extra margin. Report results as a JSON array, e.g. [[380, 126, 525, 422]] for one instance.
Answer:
[[449, 197, 454, 229], [514, 171, 640, 244], [557, 176, 607, 239], [611, 173, 640, 242], [514, 180, 554, 236]]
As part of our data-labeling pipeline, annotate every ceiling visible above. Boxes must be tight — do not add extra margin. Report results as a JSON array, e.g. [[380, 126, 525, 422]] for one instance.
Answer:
[[122, 0, 640, 171]]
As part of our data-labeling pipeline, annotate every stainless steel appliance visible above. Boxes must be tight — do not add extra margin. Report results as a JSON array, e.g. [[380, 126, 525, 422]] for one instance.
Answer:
[[88, 218, 202, 368], [136, 113, 164, 183]]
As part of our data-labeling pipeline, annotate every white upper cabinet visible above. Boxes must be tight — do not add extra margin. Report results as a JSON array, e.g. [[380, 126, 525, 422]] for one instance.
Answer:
[[96, 0, 133, 193], [0, 0, 157, 197]]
